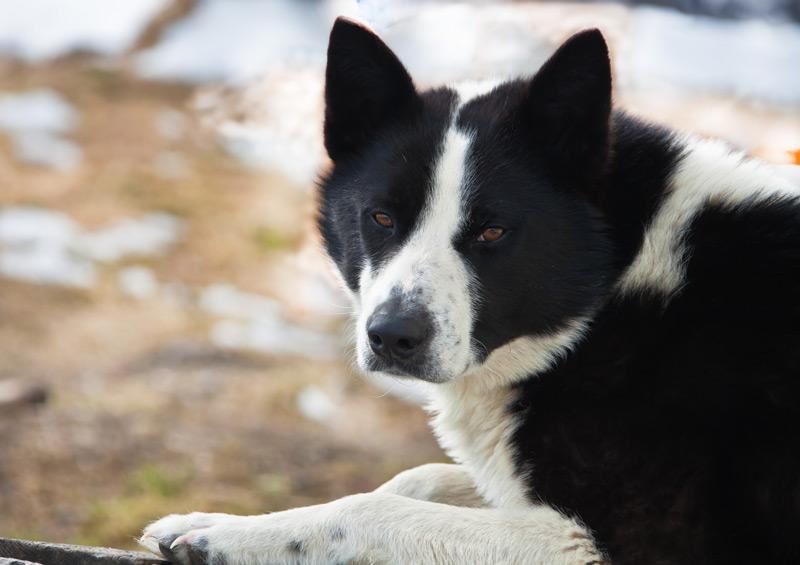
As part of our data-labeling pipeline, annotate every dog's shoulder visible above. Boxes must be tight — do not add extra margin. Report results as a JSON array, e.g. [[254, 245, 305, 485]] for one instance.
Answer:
[[505, 129, 800, 560]]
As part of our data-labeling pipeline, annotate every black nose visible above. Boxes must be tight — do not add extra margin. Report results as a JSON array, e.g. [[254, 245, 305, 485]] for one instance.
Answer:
[[367, 305, 431, 362]]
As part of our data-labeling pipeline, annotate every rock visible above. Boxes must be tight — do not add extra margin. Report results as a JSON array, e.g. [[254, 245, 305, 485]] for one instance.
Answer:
[[0, 380, 48, 410]]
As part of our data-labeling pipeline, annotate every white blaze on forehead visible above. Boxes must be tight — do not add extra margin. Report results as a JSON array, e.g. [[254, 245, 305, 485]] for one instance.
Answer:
[[425, 127, 473, 240], [356, 115, 476, 378]]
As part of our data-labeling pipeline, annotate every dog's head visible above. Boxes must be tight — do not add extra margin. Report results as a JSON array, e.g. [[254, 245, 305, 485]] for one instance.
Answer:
[[319, 18, 614, 384]]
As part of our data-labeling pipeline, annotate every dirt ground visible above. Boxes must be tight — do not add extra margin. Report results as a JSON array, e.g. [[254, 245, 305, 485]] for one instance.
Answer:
[[0, 57, 442, 548]]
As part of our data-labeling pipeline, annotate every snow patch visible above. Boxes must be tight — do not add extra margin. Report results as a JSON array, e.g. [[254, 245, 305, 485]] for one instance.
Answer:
[[0, 206, 78, 246], [73, 213, 184, 262], [0, 207, 95, 288], [624, 7, 800, 105], [201, 284, 338, 360], [0, 206, 183, 288], [11, 131, 83, 171], [136, 0, 333, 84], [200, 283, 282, 320], [0, 89, 78, 133], [0, 89, 83, 171], [296, 385, 338, 423], [118, 265, 159, 299], [213, 69, 325, 188], [136, 0, 550, 86], [0, 0, 169, 61]]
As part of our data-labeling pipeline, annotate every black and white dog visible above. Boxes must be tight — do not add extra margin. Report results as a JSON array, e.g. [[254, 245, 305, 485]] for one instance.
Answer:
[[141, 18, 800, 564]]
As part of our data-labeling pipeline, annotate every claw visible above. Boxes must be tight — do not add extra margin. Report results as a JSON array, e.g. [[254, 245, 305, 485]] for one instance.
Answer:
[[165, 532, 215, 565], [157, 534, 182, 561]]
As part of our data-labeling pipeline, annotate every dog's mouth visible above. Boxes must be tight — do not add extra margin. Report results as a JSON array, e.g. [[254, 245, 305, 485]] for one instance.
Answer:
[[363, 354, 449, 384]]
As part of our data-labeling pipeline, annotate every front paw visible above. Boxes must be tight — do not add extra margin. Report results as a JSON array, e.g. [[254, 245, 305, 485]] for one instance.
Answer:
[[140, 512, 243, 564], [140, 508, 352, 565]]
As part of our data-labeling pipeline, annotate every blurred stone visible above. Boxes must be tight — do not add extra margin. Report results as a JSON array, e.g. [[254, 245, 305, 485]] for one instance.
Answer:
[[0, 380, 48, 409]]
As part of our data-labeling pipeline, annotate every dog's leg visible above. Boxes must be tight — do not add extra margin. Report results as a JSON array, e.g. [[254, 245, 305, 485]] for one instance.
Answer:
[[375, 463, 486, 507], [140, 492, 605, 565]]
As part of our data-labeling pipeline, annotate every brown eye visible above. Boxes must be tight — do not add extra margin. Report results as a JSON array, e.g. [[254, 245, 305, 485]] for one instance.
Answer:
[[373, 212, 394, 229], [477, 226, 505, 243]]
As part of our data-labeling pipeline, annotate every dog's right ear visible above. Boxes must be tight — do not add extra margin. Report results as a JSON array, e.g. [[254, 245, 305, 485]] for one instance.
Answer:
[[324, 17, 419, 162]]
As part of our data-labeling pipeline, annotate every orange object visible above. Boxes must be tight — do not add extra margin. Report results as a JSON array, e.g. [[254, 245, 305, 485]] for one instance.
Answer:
[[790, 149, 800, 165]]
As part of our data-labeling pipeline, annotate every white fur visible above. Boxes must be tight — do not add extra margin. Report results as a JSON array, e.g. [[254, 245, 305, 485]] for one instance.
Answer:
[[142, 489, 601, 565], [355, 79, 517, 381], [618, 137, 800, 297], [375, 462, 486, 507], [427, 379, 530, 509], [424, 317, 592, 510], [355, 123, 476, 380], [465, 317, 592, 390]]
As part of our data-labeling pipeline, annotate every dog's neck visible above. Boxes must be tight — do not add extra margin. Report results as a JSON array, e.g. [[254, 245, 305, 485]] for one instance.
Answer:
[[426, 378, 530, 508], [423, 317, 591, 508]]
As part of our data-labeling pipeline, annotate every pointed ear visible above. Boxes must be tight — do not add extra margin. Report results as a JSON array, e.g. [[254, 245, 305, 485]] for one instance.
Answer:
[[519, 29, 612, 186], [324, 17, 419, 162]]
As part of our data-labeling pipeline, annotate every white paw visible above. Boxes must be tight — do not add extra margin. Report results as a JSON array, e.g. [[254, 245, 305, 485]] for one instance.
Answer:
[[139, 508, 353, 565], [140, 512, 243, 562]]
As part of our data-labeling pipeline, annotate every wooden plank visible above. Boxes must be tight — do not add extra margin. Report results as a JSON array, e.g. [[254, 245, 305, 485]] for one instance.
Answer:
[[1, 558, 45, 565], [0, 538, 168, 565]]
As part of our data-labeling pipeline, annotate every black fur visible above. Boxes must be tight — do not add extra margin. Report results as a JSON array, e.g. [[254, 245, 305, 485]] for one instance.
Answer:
[[320, 18, 800, 564], [319, 84, 455, 291], [511, 194, 800, 564], [324, 17, 420, 162]]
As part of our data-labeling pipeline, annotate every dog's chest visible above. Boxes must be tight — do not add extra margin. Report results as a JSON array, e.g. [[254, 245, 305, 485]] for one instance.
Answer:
[[426, 381, 531, 508]]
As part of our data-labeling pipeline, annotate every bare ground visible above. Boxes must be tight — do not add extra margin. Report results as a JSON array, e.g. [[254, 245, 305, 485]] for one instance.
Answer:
[[0, 56, 442, 548]]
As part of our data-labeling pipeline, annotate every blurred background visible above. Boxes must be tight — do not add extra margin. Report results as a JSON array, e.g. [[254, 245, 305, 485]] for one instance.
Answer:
[[0, 0, 798, 549]]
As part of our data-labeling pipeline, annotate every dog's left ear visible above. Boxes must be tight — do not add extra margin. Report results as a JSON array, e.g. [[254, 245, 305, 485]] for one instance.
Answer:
[[517, 29, 612, 187]]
